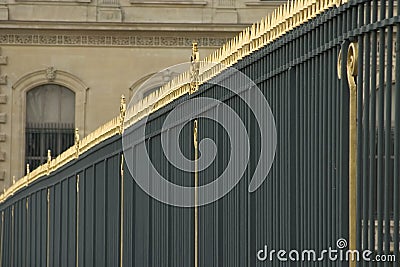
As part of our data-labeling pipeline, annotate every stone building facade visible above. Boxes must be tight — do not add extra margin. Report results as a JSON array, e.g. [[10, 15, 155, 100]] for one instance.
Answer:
[[0, 0, 283, 188]]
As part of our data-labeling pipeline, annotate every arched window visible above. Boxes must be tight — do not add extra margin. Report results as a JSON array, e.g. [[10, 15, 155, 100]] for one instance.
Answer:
[[25, 84, 75, 170]]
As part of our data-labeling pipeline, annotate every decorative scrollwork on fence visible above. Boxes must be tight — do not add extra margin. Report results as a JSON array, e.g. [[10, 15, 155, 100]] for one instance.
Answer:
[[347, 42, 358, 89]]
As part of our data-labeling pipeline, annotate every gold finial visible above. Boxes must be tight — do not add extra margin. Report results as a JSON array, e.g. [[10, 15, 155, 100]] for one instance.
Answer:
[[47, 150, 51, 175], [190, 42, 200, 94], [119, 95, 126, 134], [192, 41, 198, 52], [26, 164, 30, 175], [12, 175, 15, 185], [75, 128, 80, 158], [193, 120, 198, 149]]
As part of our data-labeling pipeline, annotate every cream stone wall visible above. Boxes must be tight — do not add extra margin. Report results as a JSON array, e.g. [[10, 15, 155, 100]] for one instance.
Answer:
[[0, 0, 284, 188]]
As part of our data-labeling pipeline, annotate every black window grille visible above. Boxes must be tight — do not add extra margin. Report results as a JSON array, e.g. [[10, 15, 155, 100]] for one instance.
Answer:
[[25, 122, 75, 170]]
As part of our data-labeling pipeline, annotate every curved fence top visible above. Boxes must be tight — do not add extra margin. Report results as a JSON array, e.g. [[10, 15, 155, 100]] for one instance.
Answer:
[[0, 0, 347, 203]]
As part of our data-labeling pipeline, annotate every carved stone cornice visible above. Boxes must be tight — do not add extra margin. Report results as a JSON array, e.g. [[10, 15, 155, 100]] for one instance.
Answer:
[[0, 33, 230, 47]]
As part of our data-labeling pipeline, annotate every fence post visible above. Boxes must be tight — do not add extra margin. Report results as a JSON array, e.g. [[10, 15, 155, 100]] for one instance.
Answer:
[[76, 175, 80, 267], [0, 211, 3, 267], [11, 206, 14, 267], [46, 188, 50, 267], [120, 154, 124, 267], [347, 42, 359, 265], [193, 119, 198, 267]]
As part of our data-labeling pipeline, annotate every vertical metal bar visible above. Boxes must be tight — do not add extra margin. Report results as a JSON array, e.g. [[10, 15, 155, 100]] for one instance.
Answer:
[[310, 27, 316, 252], [317, 28, 322, 255], [120, 155, 124, 267], [25, 197, 28, 267], [11, 206, 14, 267], [393, 0, 400, 260], [384, 6, 393, 259], [342, 16, 351, 252], [298, 55, 303, 252], [328, 22, 334, 254], [356, 1, 364, 254], [0, 211, 3, 267], [338, 26, 345, 248], [369, 0, 378, 251], [193, 120, 198, 267], [339, 40, 348, 256], [46, 189, 50, 267], [76, 175, 79, 267], [307, 33, 312, 252], [362, 0, 372, 252], [272, 69, 277, 251], [377, 17, 386, 256], [322, 20, 329, 265], [295, 53, 301, 253]]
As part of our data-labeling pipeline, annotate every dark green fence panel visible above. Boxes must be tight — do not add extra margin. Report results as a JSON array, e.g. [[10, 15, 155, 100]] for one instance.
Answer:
[[47, 175, 77, 267], [0, 135, 122, 267], [356, 0, 399, 264], [122, 102, 196, 266]]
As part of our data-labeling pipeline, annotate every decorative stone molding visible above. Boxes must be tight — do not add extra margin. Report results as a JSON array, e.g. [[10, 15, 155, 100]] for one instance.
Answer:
[[97, 7, 122, 23], [0, 5, 8, 21], [0, 133, 5, 142], [0, 95, 6, 104], [0, 113, 6, 123], [0, 75, 6, 85], [45, 67, 57, 82], [0, 48, 6, 85], [100, 0, 119, 5], [0, 47, 6, 90], [0, 33, 229, 48], [0, 55, 6, 65], [0, 152, 5, 161]]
